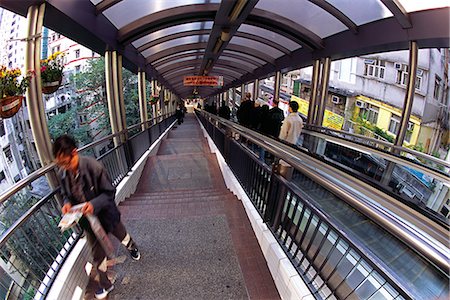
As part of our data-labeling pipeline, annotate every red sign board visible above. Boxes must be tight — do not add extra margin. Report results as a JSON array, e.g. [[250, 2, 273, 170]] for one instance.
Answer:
[[183, 76, 223, 87]]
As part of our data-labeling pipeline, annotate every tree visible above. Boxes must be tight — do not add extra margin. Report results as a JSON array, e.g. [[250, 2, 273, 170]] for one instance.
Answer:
[[47, 107, 91, 146]]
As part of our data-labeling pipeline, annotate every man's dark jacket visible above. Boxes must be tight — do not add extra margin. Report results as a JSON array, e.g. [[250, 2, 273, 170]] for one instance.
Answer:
[[59, 156, 120, 233]]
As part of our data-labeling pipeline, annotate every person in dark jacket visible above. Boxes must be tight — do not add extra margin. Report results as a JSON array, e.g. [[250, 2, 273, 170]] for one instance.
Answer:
[[54, 135, 140, 299], [237, 92, 254, 127], [218, 101, 231, 120], [176, 103, 184, 124], [267, 99, 285, 138]]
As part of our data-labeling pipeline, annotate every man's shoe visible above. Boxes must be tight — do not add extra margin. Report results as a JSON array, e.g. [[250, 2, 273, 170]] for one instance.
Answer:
[[129, 247, 141, 261], [95, 285, 114, 299]]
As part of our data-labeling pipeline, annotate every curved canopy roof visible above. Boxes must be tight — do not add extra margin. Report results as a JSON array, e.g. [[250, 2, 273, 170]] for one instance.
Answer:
[[2, 0, 449, 98]]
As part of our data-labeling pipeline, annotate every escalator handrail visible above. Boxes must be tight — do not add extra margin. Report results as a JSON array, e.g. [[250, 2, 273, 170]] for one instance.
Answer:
[[197, 109, 450, 275], [302, 128, 449, 184], [307, 124, 450, 169]]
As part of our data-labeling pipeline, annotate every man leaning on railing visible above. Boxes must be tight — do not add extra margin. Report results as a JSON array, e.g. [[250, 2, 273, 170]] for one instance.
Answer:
[[53, 135, 141, 299]]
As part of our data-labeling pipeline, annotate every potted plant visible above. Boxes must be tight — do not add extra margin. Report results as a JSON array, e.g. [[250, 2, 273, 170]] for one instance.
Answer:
[[41, 51, 64, 94], [0, 66, 33, 118], [149, 94, 159, 105]]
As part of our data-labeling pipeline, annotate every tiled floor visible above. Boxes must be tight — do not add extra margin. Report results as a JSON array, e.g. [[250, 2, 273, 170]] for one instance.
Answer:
[[85, 114, 280, 299]]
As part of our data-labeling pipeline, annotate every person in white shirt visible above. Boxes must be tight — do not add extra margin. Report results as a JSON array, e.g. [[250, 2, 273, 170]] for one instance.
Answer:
[[279, 101, 303, 144]]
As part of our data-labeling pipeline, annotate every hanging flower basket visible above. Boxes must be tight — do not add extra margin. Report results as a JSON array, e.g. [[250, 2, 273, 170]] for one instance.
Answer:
[[42, 77, 62, 94], [0, 95, 24, 118]]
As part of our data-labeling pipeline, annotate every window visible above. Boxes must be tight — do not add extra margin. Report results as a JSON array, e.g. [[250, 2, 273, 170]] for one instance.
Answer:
[[4, 146, 13, 163], [396, 64, 423, 90], [364, 59, 385, 79], [0, 120, 5, 136], [359, 104, 379, 124], [434, 75, 441, 100], [388, 115, 401, 135], [75, 49, 80, 58], [0, 171, 5, 182]]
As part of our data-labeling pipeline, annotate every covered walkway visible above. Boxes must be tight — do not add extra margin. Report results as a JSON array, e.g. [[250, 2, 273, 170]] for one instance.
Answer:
[[86, 113, 279, 299]]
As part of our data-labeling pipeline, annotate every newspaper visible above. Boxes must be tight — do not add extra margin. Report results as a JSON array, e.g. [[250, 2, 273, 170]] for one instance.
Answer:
[[58, 203, 84, 231]]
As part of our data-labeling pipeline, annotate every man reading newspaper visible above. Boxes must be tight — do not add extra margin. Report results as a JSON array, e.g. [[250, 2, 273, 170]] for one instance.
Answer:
[[53, 135, 140, 299]]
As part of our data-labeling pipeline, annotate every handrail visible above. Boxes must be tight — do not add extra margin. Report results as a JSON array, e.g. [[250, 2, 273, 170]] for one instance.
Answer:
[[307, 124, 450, 168], [0, 163, 56, 205], [197, 109, 450, 275], [302, 129, 450, 184]]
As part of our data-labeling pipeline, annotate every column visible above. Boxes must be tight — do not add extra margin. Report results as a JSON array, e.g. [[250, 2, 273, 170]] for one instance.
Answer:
[[315, 57, 331, 127], [253, 78, 259, 101], [25, 4, 53, 166], [138, 70, 147, 130], [307, 59, 321, 126], [273, 71, 281, 104]]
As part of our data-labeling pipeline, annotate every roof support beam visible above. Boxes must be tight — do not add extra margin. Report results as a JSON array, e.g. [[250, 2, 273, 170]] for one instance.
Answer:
[[380, 0, 412, 29], [137, 29, 211, 53], [95, 0, 123, 15], [118, 4, 219, 44]]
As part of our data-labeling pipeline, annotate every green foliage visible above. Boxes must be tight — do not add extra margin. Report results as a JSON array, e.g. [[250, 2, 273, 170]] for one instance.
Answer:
[[47, 107, 92, 146], [373, 127, 394, 142]]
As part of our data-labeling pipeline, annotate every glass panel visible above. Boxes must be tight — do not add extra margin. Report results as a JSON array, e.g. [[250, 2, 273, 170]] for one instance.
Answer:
[[132, 21, 213, 48], [228, 37, 284, 59], [153, 50, 204, 65], [326, 0, 392, 26], [222, 50, 266, 66], [397, 0, 450, 12], [237, 24, 301, 51], [142, 35, 209, 58], [90, 0, 102, 5], [254, 0, 346, 38], [156, 55, 204, 70], [217, 57, 257, 70], [103, 0, 220, 28]]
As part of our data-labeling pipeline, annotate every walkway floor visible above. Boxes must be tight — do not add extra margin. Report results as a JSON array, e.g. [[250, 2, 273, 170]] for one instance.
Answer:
[[84, 114, 280, 299]]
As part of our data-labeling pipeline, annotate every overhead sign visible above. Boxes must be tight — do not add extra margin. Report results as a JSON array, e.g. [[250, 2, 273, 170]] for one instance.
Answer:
[[183, 76, 223, 87]]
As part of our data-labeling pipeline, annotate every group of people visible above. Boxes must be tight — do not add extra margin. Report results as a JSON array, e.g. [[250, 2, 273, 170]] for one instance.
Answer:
[[237, 92, 303, 145]]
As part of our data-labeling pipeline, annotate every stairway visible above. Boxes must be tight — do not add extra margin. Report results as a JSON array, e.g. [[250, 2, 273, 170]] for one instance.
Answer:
[[103, 114, 280, 300]]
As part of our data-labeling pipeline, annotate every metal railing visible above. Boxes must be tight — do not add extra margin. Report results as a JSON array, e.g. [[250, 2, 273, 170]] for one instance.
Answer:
[[0, 113, 175, 299], [196, 110, 449, 300]]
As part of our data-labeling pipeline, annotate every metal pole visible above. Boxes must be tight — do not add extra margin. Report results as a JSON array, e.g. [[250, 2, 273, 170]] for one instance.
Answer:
[[273, 71, 281, 104], [25, 4, 53, 166], [105, 51, 120, 147], [307, 59, 321, 126], [116, 54, 127, 141], [240, 83, 245, 103], [396, 41, 418, 147], [151, 80, 157, 124], [138, 70, 147, 130], [253, 78, 259, 101], [315, 57, 331, 127]]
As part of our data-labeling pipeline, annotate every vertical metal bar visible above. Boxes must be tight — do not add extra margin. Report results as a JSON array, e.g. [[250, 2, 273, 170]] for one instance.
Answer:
[[273, 71, 281, 103], [117, 54, 127, 141], [287, 201, 306, 251], [315, 57, 331, 127], [278, 192, 294, 240], [292, 209, 314, 259], [310, 235, 342, 284], [303, 226, 331, 275], [395, 41, 418, 147], [151, 80, 157, 125], [298, 219, 323, 267], [105, 51, 119, 147], [253, 78, 259, 100], [283, 196, 301, 245], [138, 70, 148, 131], [240, 83, 245, 103], [307, 59, 321, 126]]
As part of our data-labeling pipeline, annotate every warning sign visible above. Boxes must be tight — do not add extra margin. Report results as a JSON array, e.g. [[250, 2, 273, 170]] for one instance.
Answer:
[[183, 76, 223, 87]]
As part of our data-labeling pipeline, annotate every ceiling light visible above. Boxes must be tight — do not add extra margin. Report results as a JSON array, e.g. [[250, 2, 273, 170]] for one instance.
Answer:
[[212, 39, 223, 54], [220, 28, 231, 42]]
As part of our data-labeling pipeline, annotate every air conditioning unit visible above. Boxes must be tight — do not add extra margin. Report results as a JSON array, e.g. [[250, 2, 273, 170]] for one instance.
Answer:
[[331, 95, 342, 104], [407, 122, 414, 131], [416, 69, 423, 76], [364, 59, 375, 65], [394, 62, 402, 70], [355, 100, 366, 108]]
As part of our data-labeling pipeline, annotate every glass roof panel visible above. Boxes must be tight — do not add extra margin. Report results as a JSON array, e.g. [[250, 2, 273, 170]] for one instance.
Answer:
[[237, 24, 301, 52], [397, 0, 449, 12], [326, 0, 392, 26], [255, 0, 346, 38], [142, 35, 210, 58], [90, 0, 101, 5], [217, 57, 258, 70], [102, 0, 220, 28], [132, 22, 213, 48], [153, 50, 204, 65], [156, 55, 204, 70], [228, 37, 284, 59], [222, 50, 266, 66]]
